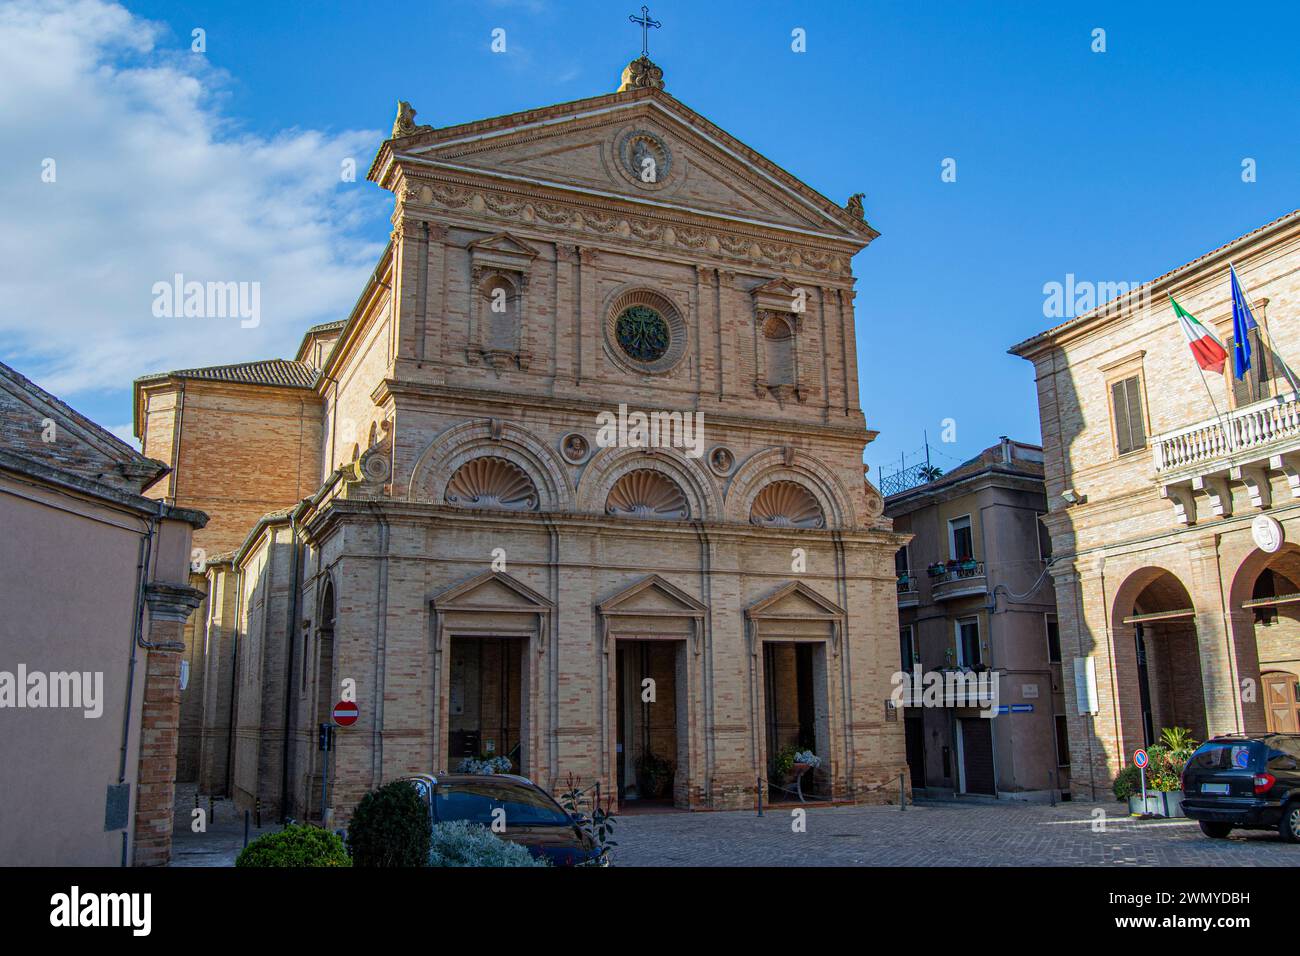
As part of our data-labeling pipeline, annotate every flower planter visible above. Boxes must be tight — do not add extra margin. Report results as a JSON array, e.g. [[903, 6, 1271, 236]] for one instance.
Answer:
[[1127, 791, 1185, 817]]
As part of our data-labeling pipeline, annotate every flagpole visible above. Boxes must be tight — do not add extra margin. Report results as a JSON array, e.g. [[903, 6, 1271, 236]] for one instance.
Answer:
[[1230, 260, 1300, 396], [1171, 293, 1237, 454]]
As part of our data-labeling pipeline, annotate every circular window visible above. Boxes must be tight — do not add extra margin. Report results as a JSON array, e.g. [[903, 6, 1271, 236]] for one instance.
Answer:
[[604, 288, 687, 375], [616, 305, 670, 363]]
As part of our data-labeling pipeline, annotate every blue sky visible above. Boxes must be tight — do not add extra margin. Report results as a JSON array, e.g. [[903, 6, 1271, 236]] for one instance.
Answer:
[[4, 0, 1299, 476]]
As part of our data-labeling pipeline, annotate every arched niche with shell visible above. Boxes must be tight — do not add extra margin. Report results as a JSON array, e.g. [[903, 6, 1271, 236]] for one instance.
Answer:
[[749, 480, 825, 529], [445, 456, 539, 512], [605, 469, 689, 520]]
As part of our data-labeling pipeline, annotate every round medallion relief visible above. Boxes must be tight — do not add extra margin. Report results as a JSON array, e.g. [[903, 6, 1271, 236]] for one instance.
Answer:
[[618, 129, 672, 187]]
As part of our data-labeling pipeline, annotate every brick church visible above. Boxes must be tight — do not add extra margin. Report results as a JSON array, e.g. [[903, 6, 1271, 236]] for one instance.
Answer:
[[136, 53, 908, 822]]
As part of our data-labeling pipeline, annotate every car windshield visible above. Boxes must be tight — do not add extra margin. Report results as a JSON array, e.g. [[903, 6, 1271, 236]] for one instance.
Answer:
[[1187, 741, 1262, 772], [433, 782, 571, 826]]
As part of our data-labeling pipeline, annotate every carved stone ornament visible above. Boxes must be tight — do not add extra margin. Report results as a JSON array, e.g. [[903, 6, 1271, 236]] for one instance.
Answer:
[[846, 193, 866, 221], [445, 456, 539, 511], [606, 469, 689, 520], [749, 481, 825, 529], [392, 100, 433, 139], [618, 55, 665, 92], [560, 433, 591, 464], [708, 446, 735, 477]]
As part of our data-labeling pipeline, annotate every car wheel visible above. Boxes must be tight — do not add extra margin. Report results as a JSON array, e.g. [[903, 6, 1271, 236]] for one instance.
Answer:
[[1199, 821, 1232, 839], [1281, 803, 1300, 844]]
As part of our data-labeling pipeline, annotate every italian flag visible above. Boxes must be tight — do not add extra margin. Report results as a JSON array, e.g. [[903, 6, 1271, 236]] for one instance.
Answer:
[[1172, 295, 1228, 374]]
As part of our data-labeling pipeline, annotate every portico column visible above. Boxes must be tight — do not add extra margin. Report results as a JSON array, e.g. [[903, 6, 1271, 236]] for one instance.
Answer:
[[1187, 536, 1244, 737]]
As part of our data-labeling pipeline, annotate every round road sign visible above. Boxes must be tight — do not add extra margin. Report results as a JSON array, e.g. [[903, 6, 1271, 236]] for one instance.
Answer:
[[1133, 748, 1149, 769], [333, 700, 359, 726]]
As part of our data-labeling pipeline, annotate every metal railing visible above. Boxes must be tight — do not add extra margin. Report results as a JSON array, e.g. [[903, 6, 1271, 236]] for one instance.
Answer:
[[1153, 391, 1300, 474], [926, 560, 985, 584]]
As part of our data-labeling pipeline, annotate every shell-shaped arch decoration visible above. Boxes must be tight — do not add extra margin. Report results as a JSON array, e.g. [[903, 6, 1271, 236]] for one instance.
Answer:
[[445, 456, 538, 511], [605, 469, 689, 520], [749, 480, 825, 529]]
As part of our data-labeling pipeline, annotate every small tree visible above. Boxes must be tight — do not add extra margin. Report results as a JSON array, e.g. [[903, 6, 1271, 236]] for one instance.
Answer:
[[346, 780, 432, 867], [236, 824, 351, 867]]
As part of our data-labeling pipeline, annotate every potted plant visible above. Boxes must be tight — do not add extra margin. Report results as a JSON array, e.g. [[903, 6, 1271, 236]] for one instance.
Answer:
[[635, 750, 675, 799], [792, 749, 821, 775], [927, 563, 945, 578]]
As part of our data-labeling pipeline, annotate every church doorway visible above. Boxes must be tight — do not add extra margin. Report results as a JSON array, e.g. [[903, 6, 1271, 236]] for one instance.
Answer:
[[614, 638, 684, 808], [762, 641, 828, 801], [447, 637, 527, 776]]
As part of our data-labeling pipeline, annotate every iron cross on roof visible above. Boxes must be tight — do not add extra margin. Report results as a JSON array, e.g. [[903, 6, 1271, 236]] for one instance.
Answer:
[[628, 5, 661, 57]]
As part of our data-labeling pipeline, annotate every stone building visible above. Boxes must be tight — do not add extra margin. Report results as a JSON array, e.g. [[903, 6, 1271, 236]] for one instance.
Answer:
[[0, 360, 205, 865], [1011, 210, 1300, 800], [887, 439, 1067, 800], [136, 55, 908, 821]]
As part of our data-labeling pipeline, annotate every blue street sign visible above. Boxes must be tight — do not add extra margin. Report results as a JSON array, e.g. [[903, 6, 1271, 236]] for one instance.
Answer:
[[1010, 704, 1034, 713]]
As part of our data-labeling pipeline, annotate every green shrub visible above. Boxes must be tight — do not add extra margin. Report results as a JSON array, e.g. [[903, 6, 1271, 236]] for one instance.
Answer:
[[427, 820, 548, 867], [1113, 764, 1142, 801], [346, 780, 432, 867], [235, 824, 351, 867]]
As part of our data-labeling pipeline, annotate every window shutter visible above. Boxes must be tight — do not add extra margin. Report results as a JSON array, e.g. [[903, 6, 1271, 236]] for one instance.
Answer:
[[1111, 380, 1132, 454], [1112, 376, 1145, 454], [1228, 335, 1253, 407], [1124, 376, 1146, 450]]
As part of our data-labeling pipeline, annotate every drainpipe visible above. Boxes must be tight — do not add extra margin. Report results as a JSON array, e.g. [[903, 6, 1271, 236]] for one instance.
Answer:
[[280, 504, 305, 821], [116, 502, 159, 866]]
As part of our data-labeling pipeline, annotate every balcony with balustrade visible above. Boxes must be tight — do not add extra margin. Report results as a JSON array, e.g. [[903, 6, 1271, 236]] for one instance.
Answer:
[[1152, 391, 1300, 524]]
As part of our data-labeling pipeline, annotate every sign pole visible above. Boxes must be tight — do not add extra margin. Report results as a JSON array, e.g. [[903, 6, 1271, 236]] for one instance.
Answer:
[[321, 726, 330, 826]]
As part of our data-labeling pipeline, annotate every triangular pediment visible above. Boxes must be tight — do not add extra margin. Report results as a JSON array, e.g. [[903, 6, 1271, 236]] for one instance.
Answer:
[[433, 570, 554, 613], [387, 91, 872, 244], [466, 231, 539, 260], [599, 574, 706, 617], [747, 581, 844, 621]]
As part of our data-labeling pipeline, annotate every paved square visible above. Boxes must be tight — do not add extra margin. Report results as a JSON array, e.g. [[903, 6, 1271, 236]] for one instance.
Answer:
[[169, 786, 1299, 866], [609, 798, 1300, 867]]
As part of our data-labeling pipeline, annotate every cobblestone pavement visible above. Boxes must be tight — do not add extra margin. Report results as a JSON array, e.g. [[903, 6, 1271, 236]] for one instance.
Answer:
[[169, 784, 278, 867], [169, 786, 1299, 867], [610, 798, 1300, 866]]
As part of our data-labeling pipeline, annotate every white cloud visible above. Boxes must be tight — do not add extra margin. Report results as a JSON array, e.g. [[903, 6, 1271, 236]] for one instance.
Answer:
[[0, 0, 385, 400]]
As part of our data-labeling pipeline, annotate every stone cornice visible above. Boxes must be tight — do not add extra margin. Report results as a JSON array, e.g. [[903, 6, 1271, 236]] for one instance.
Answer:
[[395, 172, 859, 281], [371, 377, 874, 443]]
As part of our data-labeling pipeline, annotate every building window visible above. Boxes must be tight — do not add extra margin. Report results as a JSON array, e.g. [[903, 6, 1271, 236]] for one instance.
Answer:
[[949, 515, 973, 561], [899, 624, 916, 674], [1045, 614, 1061, 664], [1054, 714, 1071, 767], [956, 616, 981, 667], [1036, 513, 1052, 562], [895, 546, 910, 576], [1109, 374, 1146, 455]]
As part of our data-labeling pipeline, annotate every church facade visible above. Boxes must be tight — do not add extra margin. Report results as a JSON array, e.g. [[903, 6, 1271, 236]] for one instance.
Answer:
[[137, 56, 908, 821]]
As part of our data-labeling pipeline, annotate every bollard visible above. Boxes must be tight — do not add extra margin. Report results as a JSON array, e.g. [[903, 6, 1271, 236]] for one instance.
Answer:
[[899, 772, 906, 811], [756, 776, 763, 817], [244, 809, 250, 848], [1048, 770, 1057, 807], [208, 794, 214, 825]]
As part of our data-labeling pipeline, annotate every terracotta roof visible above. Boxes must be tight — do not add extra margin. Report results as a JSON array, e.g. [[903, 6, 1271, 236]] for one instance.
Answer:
[[1010, 208, 1300, 355], [303, 320, 347, 336], [137, 358, 317, 389]]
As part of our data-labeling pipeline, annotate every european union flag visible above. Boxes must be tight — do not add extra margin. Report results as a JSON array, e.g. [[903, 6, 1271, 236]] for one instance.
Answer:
[[1231, 264, 1258, 381]]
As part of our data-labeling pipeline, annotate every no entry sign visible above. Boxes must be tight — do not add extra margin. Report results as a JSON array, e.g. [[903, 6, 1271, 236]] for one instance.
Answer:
[[333, 700, 359, 726]]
